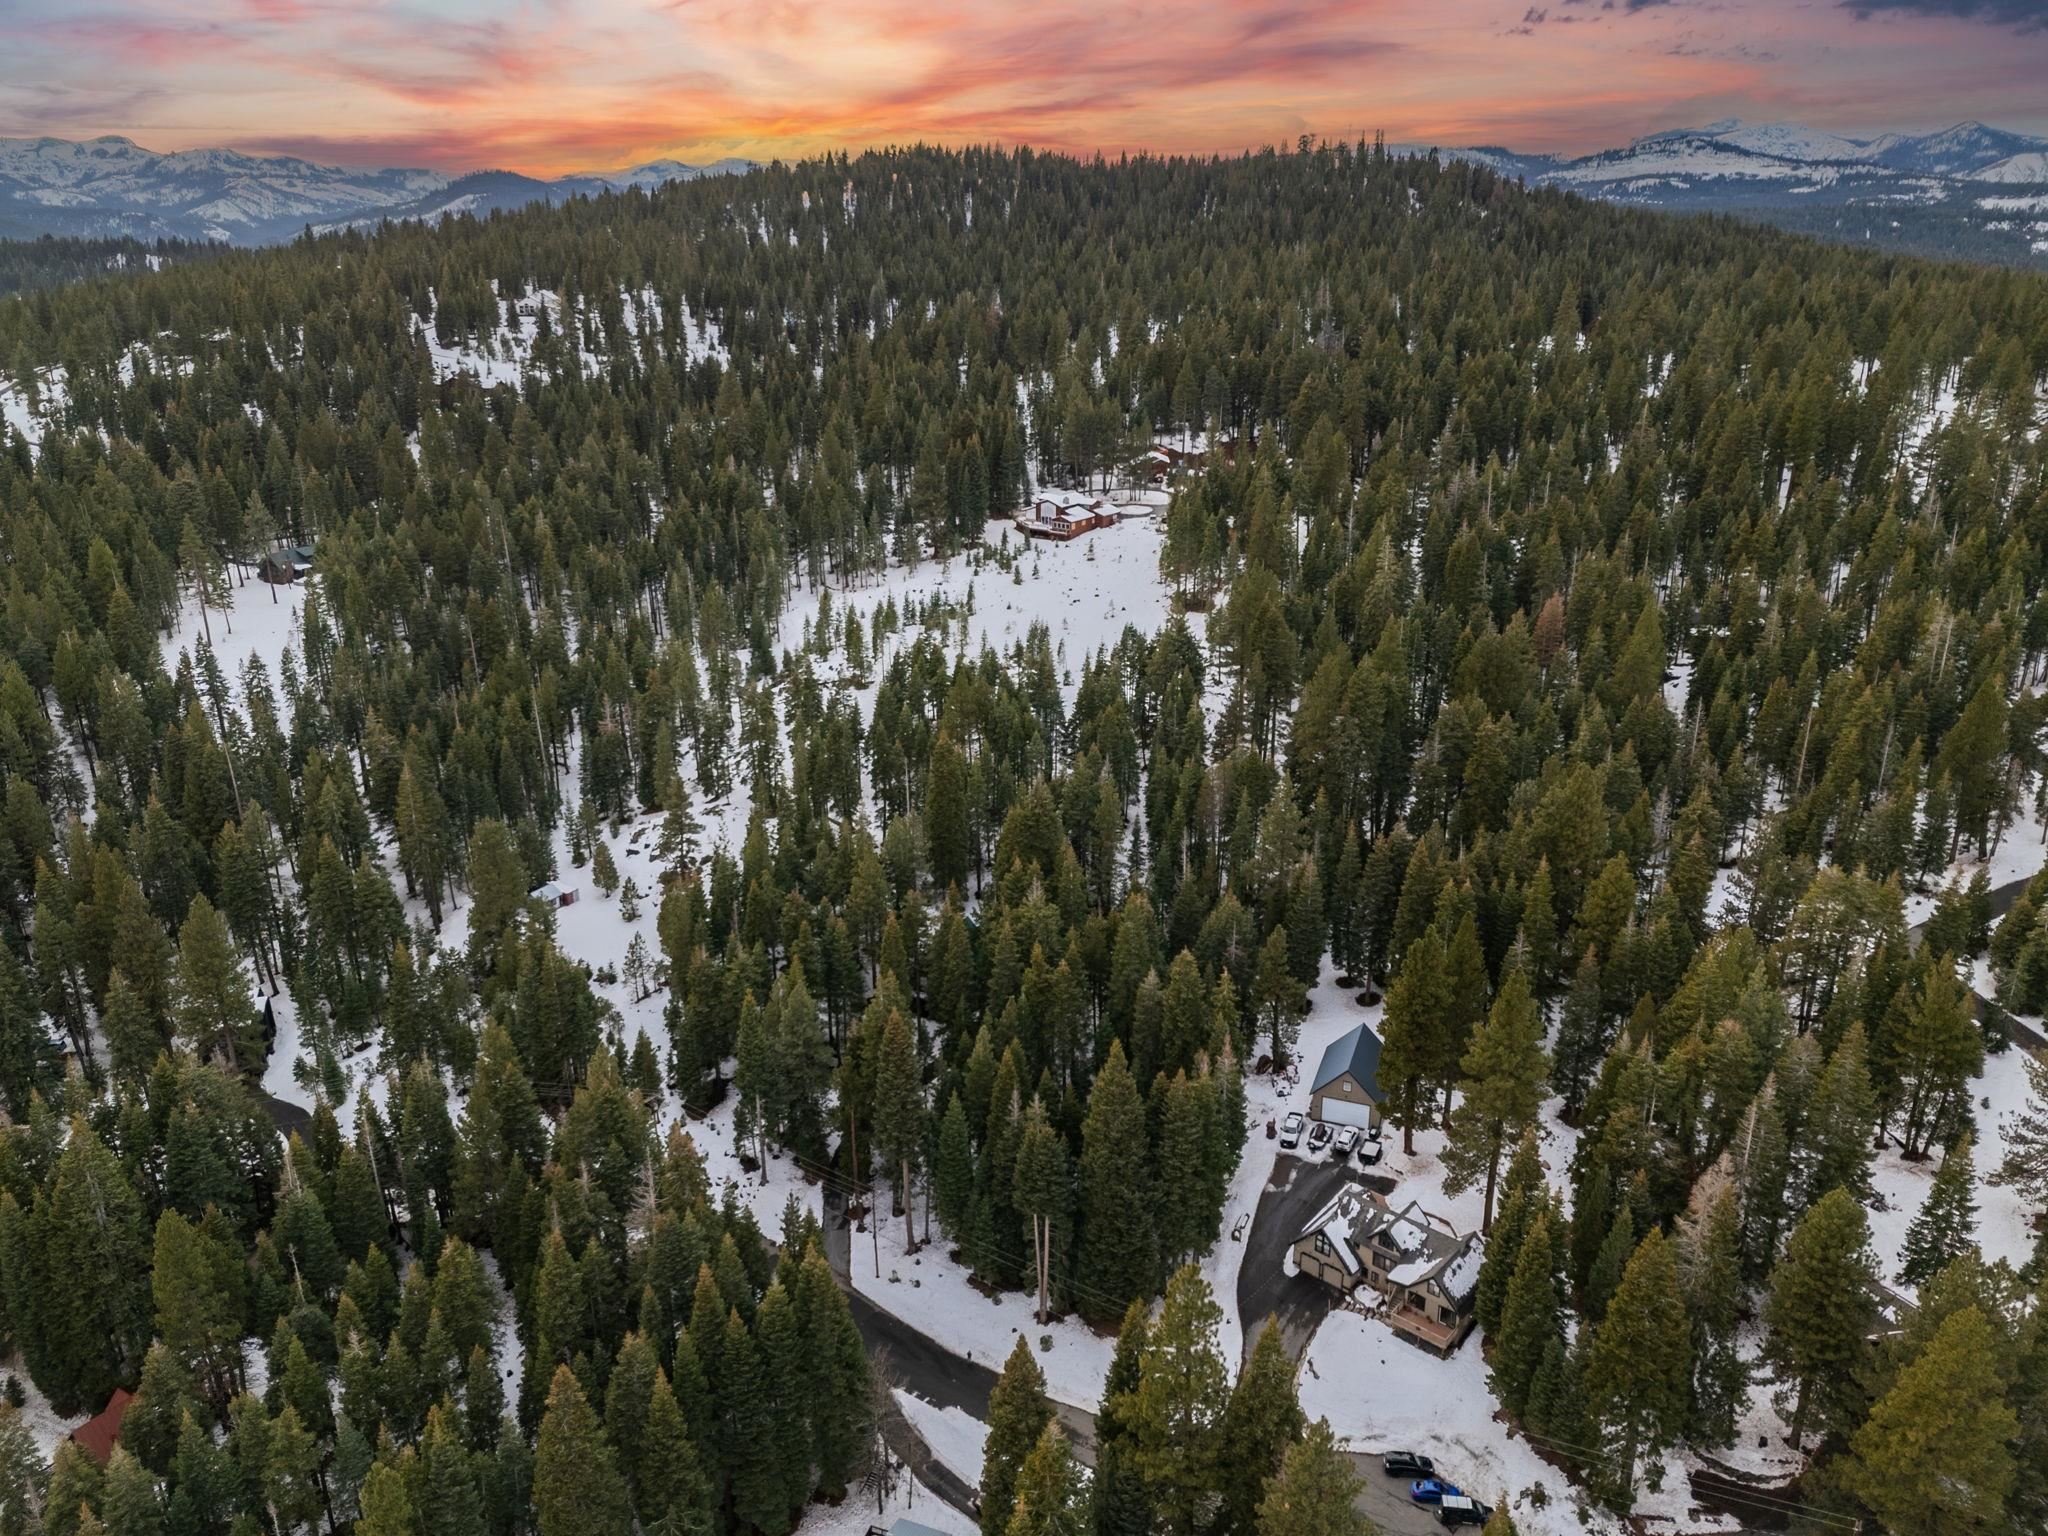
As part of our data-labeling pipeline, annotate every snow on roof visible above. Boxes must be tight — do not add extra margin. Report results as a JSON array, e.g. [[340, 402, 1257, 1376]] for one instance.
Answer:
[[1439, 1239, 1483, 1302], [1295, 1183, 1382, 1273], [1387, 1218, 1428, 1251]]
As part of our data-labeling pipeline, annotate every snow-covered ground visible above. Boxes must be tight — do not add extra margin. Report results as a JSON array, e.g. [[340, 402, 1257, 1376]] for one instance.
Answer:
[[800, 1474, 976, 1536], [161, 570, 308, 694], [1301, 1311, 1733, 1536], [1867, 1039, 2040, 1284], [853, 1210, 1116, 1411], [1902, 794, 2048, 929], [0, 1357, 88, 1459], [419, 284, 728, 389], [893, 1390, 987, 1487]]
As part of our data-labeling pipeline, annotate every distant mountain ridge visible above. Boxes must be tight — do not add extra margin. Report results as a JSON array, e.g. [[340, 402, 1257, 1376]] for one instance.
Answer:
[[0, 135, 758, 245], [1415, 119, 2048, 267]]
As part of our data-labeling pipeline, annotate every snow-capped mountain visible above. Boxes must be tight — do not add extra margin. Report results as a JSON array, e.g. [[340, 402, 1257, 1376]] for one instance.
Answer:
[[0, 136, 757, 245], [603, 158, 758, 192], [1421, 120, 2048, 268]]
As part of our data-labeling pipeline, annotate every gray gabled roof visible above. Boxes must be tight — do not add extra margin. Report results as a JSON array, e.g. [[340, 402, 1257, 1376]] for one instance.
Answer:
[[1310, 1021, 1386, 1102]]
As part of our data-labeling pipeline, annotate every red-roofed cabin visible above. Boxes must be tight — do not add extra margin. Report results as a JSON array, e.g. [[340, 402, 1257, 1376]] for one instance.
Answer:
[[70, 1389, 133, 1465]]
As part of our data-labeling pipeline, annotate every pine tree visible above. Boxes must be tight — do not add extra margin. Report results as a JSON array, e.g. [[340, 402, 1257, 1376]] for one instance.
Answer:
[[1075, 1042, 1157, 1317], [1885, 959, 1983, 1161], [1441, 968, 1548, 1231], [636, 1368, 713, 1536], [795, 1243, 870, 1495], [1126, 1266, 1229, 1536], [1253, 1420, 1368, 1536], [98, 1447, 161, 1536], [928, 735, 973, 895], [1216, 1323, 1303, 1536], [354, 1458, 421, 1536], [1252, 927, 1304, 1071], [982, 1338, 1053, 1536], [1550, 953, 1609, 1113], [533, 1365, 632, 1536], [873, 1009, 926, 1252], [1848, 1306, 2017, 1536], [1583, 1202, 1634, 1324], [1491, 1207, 1562, 1420], [150, 1208, 244, 1411], [44, 1439, 102, 1536], [591, 840, 620, 898], [1764, 1187, 1875, 1444], [1680, 1184, 1749, 1446], [1992, 1047, 2048, 1220], [1013, 1098, 1071, 1324], [171, 894, 258, 1074], [1004, 1424, 1086, 1536], [755, 1281, 813, 1519], [1378, 929, 1451, 1153], [1092, 1306, 1154, 1536], [1584, 1228, 1690, 1503], [1900, 1131, 1979, 1287], [935, 1095, 977, 1243]]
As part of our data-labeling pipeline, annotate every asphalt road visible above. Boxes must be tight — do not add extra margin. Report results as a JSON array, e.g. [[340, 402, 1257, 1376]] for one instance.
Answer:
[[1908, 870, 2043, 1046]]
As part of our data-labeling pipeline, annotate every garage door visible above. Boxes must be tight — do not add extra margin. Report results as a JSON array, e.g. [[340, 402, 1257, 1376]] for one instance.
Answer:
[[1315, 1096, 1374, 1128]]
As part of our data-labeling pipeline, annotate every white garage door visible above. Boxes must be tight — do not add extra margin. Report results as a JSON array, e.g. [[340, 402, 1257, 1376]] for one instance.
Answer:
[[1315, 1096, 1374, 1128]]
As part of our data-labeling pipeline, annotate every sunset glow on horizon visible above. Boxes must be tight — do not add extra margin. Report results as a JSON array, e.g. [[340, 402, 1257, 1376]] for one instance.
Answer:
[[4, 0, 2047, 175]]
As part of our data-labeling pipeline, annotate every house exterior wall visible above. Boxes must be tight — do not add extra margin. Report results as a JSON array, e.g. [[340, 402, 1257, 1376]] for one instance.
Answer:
[[1290, 1233, 1355, 1293], [1309, 1073, 1380, 1129], [1291, 1223, 1476, 1357]]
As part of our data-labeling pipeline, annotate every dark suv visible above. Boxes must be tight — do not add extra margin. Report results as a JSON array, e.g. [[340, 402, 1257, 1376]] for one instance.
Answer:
[[1381, 1452, 1435, 1479], [1436, 1495, 1492, 1527]]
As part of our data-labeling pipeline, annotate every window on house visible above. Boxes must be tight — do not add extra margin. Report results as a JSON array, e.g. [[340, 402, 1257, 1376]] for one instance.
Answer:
[[1314, 1234, 1331, 1255]]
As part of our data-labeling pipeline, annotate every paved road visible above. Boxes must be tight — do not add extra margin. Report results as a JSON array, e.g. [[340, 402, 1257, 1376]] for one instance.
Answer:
[[1908, 871, 2046, 1047]]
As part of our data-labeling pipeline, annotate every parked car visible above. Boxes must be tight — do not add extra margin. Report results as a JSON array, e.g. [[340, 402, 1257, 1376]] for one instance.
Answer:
[[1278, 1112, 1305, 1149], [1381, 1452, 1435, 1479], [1355, 1137, 1384, 1167], [1332, 1126, 1359, 1158], [1409, 1481, 1462, 1505], [1365, 1119, 1383, 1141], [1436, 1496, 1491, 1527], [1306, 1121, 1333, 1154]]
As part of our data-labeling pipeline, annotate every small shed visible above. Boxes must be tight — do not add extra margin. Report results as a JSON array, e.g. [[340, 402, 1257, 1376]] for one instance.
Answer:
[[257, 543, 316, 584], [71, 1388, 133, 1465], [1309, 1021, 1387, 1129], [529, 882, 578, 908]]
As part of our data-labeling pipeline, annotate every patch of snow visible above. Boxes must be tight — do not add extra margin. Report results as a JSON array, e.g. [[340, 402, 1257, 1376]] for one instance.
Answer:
[[893, 1390, 987, 1486]]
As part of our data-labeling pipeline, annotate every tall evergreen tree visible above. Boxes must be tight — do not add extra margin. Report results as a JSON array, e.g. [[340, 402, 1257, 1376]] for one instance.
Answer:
[[1848, 1306, 2017, 1536], [982, 1339, 1054, 1536], [1763, 1188, 1876, 1444]]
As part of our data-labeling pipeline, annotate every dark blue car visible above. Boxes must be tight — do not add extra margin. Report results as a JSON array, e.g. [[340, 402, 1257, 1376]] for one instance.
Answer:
[[1410, 1480, 1462, 1504]]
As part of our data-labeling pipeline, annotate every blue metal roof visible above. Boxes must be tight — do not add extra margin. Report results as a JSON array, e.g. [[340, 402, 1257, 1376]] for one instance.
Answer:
[[1311, 1021, 1386, 1101]]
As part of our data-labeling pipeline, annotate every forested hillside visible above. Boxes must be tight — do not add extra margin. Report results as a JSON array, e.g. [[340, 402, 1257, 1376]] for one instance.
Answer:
[[0, 141, 2045, 1536]]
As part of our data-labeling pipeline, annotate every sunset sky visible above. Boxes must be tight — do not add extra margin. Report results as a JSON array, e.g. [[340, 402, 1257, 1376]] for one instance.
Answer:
[[2, 0, 2046, 175]]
